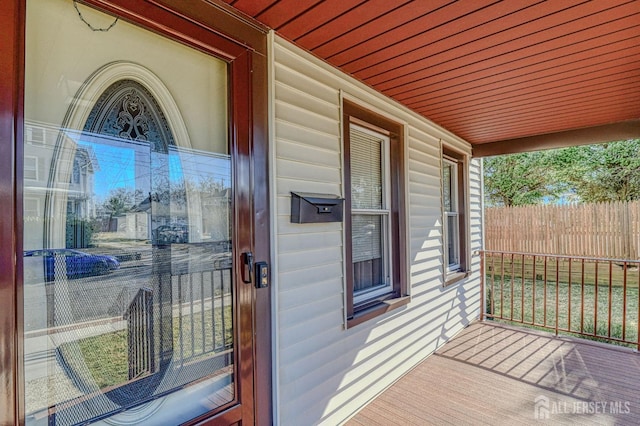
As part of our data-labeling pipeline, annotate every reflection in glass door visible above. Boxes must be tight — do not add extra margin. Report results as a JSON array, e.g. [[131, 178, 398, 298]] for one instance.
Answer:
[[23, 1, 238, 424]]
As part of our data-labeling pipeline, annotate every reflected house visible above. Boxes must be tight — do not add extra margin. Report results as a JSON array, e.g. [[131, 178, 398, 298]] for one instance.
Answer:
[[24, 121, 98, 250], [201, 187, 231, 243], [124, 148, 232, 244], [66, 145, 99, 247]]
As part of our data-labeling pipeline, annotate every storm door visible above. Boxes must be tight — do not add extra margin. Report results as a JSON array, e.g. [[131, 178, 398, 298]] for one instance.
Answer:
[[22, 1, 262, 424]]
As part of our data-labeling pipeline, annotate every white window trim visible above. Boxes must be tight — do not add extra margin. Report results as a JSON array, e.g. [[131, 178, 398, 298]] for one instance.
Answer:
[[24, 197, 40, 218], [350, 123, 393, 304], [24, 156, 39, 181], [443, 158, 461, 272]]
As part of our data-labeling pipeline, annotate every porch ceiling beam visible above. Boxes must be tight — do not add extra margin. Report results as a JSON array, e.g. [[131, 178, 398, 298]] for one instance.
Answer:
[[472, 119, 640, 158]]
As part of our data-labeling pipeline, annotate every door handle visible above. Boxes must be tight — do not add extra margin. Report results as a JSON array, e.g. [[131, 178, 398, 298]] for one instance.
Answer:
[[241, 251, 253, 284]]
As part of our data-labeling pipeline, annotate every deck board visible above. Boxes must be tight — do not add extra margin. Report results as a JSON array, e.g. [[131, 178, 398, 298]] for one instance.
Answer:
[[346, 322, 640, 425]]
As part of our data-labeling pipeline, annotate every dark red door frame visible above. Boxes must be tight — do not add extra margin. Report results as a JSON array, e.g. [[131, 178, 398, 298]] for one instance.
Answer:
[[0, 1, 271, 424], [0, 0, 24, 424]]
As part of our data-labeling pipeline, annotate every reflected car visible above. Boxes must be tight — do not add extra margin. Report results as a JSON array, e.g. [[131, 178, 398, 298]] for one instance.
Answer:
[[153, 224, 189, 244], [23, 249, 120, 282]]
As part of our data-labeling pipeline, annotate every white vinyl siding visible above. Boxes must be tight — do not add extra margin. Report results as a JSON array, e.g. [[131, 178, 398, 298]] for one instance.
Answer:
[[272, 35, 482, 426]]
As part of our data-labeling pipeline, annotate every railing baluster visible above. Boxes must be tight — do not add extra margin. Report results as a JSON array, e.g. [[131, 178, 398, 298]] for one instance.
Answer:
[[500, 253, 505, 320], [608, 261, 613, 339], [479, 250, 638, 348], [146, 289, 154, 373], [594, 260, 598, 337], [126, 287, 153, 379], [555, 257, 559, 335], [211, 269, 216, 351], [622, 261, 627, 342], [581, 258, 585, 335], [201, 271, 205, 356], [568, 257, 572, 332], [521, 254, 525, 323], [190, 272, 195, 356], [490, 253, 495, 318], [179, 274, 184, 363], [480, 251, 485, 321], [543, 255, 548, 327], [532, 255, 536, 325], [221, 267, 228, 349], [510, 253, 515, 321]]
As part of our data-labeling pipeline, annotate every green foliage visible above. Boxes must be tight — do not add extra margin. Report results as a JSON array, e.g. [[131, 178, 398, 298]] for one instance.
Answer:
[[103, 187, 138, 217], [559, 140, 640, 202], [483, 151, 557, 206], [66, 215, 100, 248], [483, 139, 640, 205]]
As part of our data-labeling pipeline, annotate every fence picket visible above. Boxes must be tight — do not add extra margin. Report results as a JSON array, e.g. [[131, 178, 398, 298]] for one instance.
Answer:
[[485, 200, 640, 260]]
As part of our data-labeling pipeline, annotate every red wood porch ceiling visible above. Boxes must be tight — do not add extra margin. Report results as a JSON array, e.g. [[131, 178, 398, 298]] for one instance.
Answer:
[[223, 0, 640, 156]]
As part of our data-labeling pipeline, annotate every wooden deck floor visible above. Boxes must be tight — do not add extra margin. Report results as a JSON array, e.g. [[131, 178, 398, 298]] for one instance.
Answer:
[[346, 322, 640, 425]]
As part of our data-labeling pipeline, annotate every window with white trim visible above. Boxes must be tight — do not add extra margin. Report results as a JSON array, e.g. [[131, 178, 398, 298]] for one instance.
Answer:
[[350, 124, 392, 303], [443, 158, 460, 271], [442, 148, 468, 282], [24, 156, 38, 180]]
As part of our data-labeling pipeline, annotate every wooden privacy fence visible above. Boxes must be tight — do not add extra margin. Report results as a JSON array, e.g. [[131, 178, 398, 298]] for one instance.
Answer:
[[485, 201, 640, 260]]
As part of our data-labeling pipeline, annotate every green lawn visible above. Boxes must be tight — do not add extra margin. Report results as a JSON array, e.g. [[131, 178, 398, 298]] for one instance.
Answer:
[[60, 306, 233, 389], [485, 254, 640, 288], [486, 276, 639, 348]]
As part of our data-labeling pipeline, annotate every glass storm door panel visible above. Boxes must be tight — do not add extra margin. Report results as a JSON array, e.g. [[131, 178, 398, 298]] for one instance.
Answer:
[[23, 1, 244, 424]]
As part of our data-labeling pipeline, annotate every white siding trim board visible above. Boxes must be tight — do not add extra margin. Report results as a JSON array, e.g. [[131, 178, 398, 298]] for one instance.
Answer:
[[267, 30, 282, 426]]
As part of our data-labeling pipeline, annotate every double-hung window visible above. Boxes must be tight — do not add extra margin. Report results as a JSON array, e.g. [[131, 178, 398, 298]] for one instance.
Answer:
[[442, 148, 468, 283], [24, 156, 38, 181], [350, 124, 391, 303], [443, 158, 460, 271], [343, 100, 408, 326]]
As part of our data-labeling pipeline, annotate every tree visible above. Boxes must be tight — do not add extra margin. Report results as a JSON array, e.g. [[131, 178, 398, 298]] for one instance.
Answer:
[[559, 140, 640, 202], [483, 139, 640, 206], [483, 151, 558, 206], [483, 140, 640, 259], [104, 187, 136, 217]]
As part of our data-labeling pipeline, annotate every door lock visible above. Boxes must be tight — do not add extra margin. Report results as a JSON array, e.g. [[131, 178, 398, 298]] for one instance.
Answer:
[[255, 262, 269, 288]]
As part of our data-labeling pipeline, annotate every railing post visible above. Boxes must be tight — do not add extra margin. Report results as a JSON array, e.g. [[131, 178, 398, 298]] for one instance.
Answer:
[[480, 250, 485, 321]]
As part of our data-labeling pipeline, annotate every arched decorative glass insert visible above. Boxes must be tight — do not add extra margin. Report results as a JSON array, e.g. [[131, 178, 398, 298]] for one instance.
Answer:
[[83, 79, 175, 149]]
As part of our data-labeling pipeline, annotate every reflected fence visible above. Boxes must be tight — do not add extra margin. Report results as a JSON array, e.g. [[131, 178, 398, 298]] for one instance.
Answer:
[[38, 255, 235, 421], [480, 250, 640, 349], [125, 266, 233, 381]]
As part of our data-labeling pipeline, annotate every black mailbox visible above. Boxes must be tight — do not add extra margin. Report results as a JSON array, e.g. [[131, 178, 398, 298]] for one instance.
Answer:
[[290, 192, 344, 223]]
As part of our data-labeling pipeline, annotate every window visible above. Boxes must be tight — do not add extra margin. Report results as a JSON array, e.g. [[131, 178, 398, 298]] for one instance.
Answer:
[[24, 156, 38, 180], [24, 198, 39, 219], [350, 124, 391, 303], [442, 148, 468, 284], [72, 158, 81, 184], [343, 100, 408, 327], [26, 124, 45, 146]]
